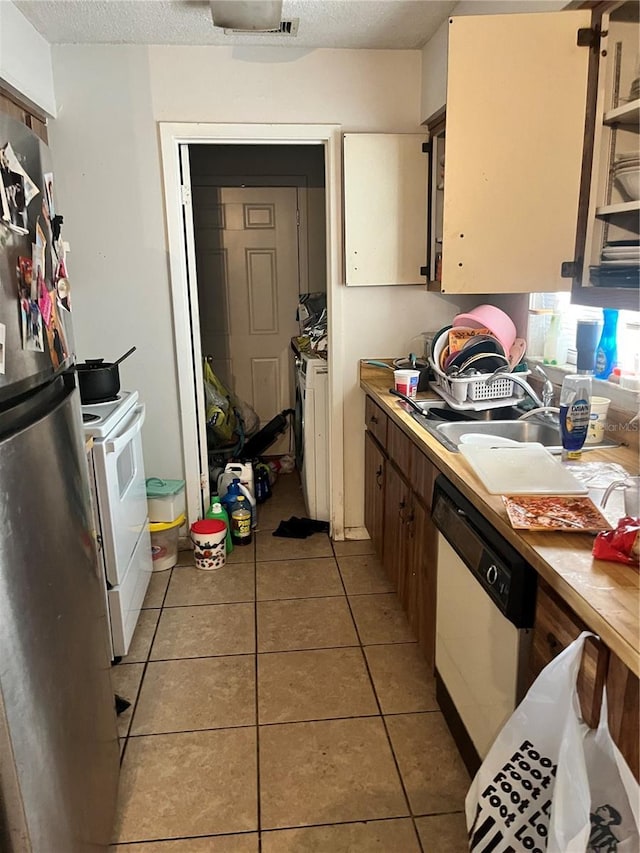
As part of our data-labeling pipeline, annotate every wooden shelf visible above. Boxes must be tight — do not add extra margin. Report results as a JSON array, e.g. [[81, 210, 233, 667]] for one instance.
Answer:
[[603, 99, 640, 127], [596, 200, 640, 217]]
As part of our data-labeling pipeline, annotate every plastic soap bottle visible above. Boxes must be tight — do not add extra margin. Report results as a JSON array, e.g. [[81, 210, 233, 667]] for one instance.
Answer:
[[230, 495, 252, 546], [559, 374, 592, 460], [221, 477, 257, 530], [543, 314, 566, 365], [205, 500, 233, 554], [594, 308, 618, 380]]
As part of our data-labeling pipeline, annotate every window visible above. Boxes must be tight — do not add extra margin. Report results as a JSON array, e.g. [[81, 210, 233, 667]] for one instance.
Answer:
[[528, 293, 640, 376]]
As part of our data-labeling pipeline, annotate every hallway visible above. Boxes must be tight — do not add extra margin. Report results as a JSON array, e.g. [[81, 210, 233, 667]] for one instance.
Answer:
[[111, 473, 469, 851]]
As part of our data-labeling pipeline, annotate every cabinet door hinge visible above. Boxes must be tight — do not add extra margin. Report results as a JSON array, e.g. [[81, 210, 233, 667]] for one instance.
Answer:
[[577, 26, 603, 52], [561, 260, 578, 278], [422, 142, 432, 155], [181, 184, 192, 205], [296, 209, 300, 227]]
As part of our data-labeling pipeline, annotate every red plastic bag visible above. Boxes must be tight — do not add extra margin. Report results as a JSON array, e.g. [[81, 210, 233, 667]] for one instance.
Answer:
[[592, 516, 640, 566]]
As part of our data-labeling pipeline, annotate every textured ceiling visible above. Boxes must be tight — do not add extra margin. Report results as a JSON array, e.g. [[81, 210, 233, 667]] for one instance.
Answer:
[[13, 0, 457, 49]]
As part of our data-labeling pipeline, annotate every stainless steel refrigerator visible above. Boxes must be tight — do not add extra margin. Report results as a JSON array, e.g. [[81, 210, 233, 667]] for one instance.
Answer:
[[0, 113, 119, 851]]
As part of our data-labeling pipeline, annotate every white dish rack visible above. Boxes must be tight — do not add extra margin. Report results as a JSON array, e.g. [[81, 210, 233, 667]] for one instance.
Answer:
[[429, 359, 529, 410]]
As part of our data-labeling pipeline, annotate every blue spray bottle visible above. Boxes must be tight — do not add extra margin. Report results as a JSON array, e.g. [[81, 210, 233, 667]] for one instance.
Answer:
[[594, 309, 618, 380]]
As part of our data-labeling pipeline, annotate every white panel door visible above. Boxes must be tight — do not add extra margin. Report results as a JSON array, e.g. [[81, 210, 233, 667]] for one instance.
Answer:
[[193, 186, 300, 453]]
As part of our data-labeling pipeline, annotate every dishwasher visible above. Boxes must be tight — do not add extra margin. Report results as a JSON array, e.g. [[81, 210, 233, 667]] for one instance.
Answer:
[[432, 476, 537, 775]]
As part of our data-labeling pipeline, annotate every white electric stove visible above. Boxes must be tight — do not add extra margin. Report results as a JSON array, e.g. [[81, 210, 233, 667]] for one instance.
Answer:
[[82, 390, 138, 437], [82, 390, 152, 659]]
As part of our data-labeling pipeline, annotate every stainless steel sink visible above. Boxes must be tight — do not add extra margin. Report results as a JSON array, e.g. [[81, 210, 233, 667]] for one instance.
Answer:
[[409, 400, 523, 421], [408, 407, 619, 453], [434, 420, 562, 452]]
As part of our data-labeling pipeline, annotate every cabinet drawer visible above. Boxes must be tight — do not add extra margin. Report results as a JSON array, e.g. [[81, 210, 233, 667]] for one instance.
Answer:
[[365, 396, 388, 449], [388, 421, 412, 478], [530, 579, 606, 729], [411, 446, 438, 509]]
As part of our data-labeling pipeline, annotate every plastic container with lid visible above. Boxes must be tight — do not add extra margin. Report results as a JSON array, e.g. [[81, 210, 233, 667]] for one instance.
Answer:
[[146, 478, 186, 523], [190, 518, 226, 570], [149, 514, 186, 571]]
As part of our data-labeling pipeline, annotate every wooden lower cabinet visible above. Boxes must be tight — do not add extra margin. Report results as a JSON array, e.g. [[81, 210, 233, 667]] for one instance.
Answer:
[[364, 402, 439, 667], [606, 651, 640, 781], [364, 431, 385, 558], [408, 497, 437, 668], [382, 462, 411, 590], [531, 579, 639, 781], [382, 462, 438, 668]]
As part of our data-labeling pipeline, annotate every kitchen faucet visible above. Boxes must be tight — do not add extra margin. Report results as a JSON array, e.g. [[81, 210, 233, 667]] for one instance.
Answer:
[[534, 365, 555, 408], [485, 371, 545, 408], [486, 365, 560, 421]]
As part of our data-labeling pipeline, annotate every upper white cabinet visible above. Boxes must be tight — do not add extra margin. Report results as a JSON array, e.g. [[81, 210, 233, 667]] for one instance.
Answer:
[[434, 10, 592, 295], [343, 133, 428, 286]]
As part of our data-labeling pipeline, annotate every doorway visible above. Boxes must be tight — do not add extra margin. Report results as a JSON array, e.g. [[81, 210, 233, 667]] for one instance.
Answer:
[[189, 143, 326, 464], [160, 124, 343, 533], [176, 136, 331, 517]]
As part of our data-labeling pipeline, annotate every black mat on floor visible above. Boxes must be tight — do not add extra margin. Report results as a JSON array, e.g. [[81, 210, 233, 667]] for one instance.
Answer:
[[272, 517, 330, 539]]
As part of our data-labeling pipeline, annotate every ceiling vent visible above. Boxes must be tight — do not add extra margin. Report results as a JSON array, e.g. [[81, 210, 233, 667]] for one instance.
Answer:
[[224, 18, 299, 36], [211, 1, 282, 31]]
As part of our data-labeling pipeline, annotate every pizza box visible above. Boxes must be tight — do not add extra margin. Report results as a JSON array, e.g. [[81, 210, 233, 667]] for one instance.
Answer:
[[459, 443, 588, 495]]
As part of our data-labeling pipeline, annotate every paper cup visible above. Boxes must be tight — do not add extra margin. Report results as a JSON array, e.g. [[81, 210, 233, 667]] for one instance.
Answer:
[[190, 519, 227, 570], [585, 396, 610, 445], [394, 369, 420, 399]]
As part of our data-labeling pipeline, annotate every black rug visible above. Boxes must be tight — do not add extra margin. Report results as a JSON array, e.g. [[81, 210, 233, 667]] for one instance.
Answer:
[[272, 516, 330, 539]]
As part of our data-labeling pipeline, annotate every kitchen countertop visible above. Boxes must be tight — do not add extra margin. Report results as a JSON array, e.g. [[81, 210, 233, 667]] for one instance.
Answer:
[[360, 362, 640, 677]]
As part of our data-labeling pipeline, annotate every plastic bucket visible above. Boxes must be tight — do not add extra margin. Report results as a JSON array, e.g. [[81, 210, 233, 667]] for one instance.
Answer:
[[149, 514, 185, 572], [190, 519, 227, 571], [586, 396, 611, 445]]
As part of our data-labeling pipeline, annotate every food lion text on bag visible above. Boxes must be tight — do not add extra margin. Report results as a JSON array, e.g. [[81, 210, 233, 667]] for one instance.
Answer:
[[466, 632, 640, 853], [468, 740, 557, 852]]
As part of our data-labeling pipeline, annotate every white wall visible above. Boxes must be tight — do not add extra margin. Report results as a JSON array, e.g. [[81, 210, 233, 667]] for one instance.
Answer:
[[420, 0, 568, 122], [49, 48, 182, 480], [1, 2, 56, 117], [49, 44, 467, 533]]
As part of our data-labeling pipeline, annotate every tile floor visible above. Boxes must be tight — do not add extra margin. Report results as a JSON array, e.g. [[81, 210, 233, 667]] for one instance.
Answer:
[[110, 473, 470, 852]]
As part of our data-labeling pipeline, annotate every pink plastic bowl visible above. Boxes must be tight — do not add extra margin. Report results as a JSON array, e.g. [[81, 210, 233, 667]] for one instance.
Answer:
[[453, 305, 516, 356]]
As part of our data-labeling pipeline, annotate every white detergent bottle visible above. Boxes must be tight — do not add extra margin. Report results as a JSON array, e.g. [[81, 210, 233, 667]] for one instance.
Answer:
[[218, 462, 255, 500]]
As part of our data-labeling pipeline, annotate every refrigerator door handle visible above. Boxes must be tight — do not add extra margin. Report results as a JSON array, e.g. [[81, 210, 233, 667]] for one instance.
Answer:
[[105, 405, 146, 454]]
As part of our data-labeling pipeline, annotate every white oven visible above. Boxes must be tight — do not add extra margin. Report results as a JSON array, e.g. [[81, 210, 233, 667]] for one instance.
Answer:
[[83, 391, 152, 659]]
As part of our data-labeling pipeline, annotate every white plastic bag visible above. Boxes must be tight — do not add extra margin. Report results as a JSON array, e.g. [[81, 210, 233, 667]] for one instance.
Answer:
[[466, 631, 640, 852], [555, 687, 639, 853]]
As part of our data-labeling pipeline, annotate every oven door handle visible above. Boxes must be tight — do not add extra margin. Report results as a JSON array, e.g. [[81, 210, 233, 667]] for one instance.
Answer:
[[105, 405, 146, 454]]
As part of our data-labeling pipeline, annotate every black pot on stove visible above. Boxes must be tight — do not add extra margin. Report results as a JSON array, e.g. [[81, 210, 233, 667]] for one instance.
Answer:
[[77, 347, 136, 403]]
